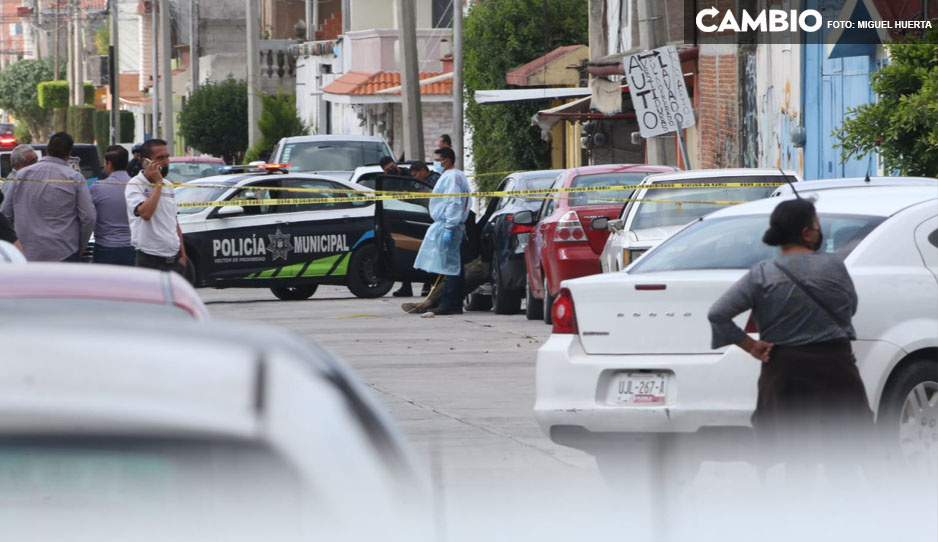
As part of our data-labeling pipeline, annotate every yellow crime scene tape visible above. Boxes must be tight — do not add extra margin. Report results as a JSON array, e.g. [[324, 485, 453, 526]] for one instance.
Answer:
[[0, 176, 780, 209]]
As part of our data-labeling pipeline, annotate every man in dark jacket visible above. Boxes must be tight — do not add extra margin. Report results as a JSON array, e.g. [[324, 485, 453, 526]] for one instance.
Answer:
[[410, 160, 440, 187]]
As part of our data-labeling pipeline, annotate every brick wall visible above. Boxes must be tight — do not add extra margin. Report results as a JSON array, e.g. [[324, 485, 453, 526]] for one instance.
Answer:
[[697, 52, 741, 169], [388, 101, 453, 161], [421, 102, 453, 160]]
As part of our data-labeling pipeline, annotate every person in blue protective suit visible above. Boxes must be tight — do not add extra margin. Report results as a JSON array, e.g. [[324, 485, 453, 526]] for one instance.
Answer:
[[413, 147, 471, 315]]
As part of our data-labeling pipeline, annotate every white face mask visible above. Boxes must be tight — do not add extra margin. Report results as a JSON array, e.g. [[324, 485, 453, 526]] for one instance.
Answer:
[[432, 161, 443, 173]]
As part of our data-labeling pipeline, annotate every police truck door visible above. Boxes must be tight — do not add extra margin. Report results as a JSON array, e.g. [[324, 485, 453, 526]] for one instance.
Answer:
[[374, 175, 435, 282]]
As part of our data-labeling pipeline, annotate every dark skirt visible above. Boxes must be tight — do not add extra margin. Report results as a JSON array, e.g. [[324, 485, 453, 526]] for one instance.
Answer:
[[752, 339, 874, 463]]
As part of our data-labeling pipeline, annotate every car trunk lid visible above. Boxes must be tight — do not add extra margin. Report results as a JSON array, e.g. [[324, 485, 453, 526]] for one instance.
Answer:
[[570, 270, 748, 354]]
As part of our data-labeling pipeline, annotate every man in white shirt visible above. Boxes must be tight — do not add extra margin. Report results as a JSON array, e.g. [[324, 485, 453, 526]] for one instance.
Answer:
[[124, 138, 188, 274]]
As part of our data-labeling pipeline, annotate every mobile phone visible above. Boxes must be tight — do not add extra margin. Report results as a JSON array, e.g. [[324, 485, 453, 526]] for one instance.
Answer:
[[142, 157, 152, 166]]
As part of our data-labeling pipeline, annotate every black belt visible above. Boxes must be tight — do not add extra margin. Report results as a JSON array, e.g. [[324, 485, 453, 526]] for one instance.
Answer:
[[137, 250, 180, 264]]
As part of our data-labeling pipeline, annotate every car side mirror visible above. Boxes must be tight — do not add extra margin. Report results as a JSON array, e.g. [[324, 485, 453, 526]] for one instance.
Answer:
[[591, 217, 609, 230], [513, 210, 534, 226], [216, 205, 244, 218], [608, 219, 625, 232]]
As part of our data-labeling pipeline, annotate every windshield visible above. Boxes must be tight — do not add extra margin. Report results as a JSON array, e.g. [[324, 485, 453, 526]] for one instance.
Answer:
[[569, 172, 650, 206], [629, 213, 885, 273], [280, 141, 388, 172], [175, 184, 231, 215], [168, 161, 224, 182], [497, 177, 557, 212], [631, 183, 783, 230]]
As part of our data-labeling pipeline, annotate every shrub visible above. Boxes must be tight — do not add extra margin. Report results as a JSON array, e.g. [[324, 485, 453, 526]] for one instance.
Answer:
[[243, 91, 308, 163], [38, 80, 69, 109], [179, 77, 248, 164], [67, 105, 96, 143]]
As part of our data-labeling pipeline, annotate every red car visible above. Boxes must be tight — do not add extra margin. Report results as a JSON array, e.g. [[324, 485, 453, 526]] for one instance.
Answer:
[[0, 122, 16, 150], [520, 164, 677, 323]]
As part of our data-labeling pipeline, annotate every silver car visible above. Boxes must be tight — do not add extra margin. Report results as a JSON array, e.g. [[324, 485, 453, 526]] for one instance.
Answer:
[[595, 169, 802, 273]]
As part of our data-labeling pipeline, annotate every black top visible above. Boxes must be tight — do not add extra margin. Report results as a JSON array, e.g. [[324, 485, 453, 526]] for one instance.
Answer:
[[0, 213, 16, 244]]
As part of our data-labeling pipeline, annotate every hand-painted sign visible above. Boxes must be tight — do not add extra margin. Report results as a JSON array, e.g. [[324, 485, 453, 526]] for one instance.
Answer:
[[624, 46, 695, 138]]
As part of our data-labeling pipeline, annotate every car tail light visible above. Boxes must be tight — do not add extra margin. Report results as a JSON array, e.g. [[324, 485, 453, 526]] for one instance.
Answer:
[[552, 211, 586, 242], [551, 288, 578, 334], [0, 137, 16, 146], [508, 215, 534, 236], [744, 313, 758, 334]]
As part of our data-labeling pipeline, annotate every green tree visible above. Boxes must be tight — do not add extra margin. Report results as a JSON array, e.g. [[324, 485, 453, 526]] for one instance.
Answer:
[[179, 77, 249, 164], [838, 28, 938, 176], [95, 25, 109, 55], [244, 90, 308, 163], [0, 58, 64, 141], [464, 0, 587, 190]]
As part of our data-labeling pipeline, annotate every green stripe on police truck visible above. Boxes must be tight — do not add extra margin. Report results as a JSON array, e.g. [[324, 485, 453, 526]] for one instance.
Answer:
[[245, 253, 349, 280]]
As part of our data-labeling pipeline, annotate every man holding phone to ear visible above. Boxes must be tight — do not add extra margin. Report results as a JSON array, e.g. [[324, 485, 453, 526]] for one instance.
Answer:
[[124, 139, 188, 275]]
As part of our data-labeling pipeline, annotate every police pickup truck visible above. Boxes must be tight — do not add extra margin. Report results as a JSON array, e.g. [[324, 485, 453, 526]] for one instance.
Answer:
[[175, 164, 393, 300]]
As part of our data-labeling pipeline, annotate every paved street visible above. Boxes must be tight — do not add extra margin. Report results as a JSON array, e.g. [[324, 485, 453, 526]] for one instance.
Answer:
[[201, 285, 602, 489]]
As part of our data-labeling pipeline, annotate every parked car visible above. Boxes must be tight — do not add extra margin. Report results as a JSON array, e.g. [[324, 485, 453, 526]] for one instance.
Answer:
[[175, 165, 394, 300], [517, 164, 677, 324], [771, 175, 938, 197], [0, 318, 431, 540], [469, 169, 564, 314], [0, 122, 16, 150], [596, 169, 801, 273], [534, 185, 938, 477], [269, 135, 394, 181], [30, 143, 103, 181], [0, 262, 210, 321], [350, 163, 412, 189], [168, 155, 226, 182]]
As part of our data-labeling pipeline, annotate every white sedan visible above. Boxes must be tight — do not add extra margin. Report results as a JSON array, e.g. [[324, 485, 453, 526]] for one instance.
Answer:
[[0, 318, 431, 540], [535, 185, 938, 474]]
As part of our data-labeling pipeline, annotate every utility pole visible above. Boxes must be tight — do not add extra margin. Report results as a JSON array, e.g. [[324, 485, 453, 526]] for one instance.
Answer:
[[159, 0, 172, 153], [312, 0, 319, 38], [395, 0, 424, 161], [66, 1, 73, 103], [1, 0, 6, 70], [305, 0, 312, 40], [73, 0, 83, 105], [109, 0, 120, 143], [452, 0, 463, 169], [151, 1, 158, 138], [190, 0, 198, 93], [53, 0, 60, 79], [246, 0, 260, 147], [637, 0, 670, 165]]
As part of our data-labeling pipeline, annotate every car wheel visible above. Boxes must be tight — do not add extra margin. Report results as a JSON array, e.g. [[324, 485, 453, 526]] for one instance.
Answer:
[[184, 257, 197, 286], [270, 284, 318, 301], [492, 263, 522, 315], [879, 356, 938, 474], [542, 273, 554, 325], [525, 278, 543, 320], [346, 243, 394, 298]]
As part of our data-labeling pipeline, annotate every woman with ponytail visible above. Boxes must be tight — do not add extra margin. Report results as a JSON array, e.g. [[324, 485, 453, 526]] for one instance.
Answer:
[[707, 198, 873, 480]]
